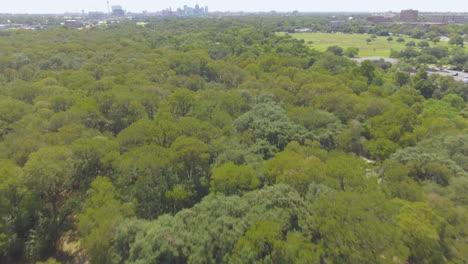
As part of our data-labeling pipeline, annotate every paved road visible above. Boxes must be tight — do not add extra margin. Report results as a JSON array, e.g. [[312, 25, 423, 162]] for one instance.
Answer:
[[428, 70, 468, 82], [352, 57, 400, 64]]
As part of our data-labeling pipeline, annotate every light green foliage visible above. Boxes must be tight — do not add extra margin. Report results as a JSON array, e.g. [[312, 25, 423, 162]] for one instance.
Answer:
[[150, 118, 180, 147], [229, 221, 321, 263], [0, 98, 32, 124], [177, 117, 220, 143], [396, 201, 445, 263], [231, 220, 284, 263], [367, 137, 400, 160], [22, 146, 76, 255], [117, 119, 158, 151], [390, 86, 425, 107], [365, 105, 418, 143], [286, 33, 460, 57], [412, 117, 458, 141], [271, 232, 321, 264], [263, 150, 326, 193], [78, 177, 133, 264], [36, 258, 61, 264], [210, 162, 259, 195], [0, 160, 30, 257], [0, 112, 49, 165], [425, 193, 468, 262], [168, 89, 195, 118], [23, 146, 75, 196], [310, 192, 409, 263], [0, 231, 5, 256], [47, 123, 100, 145], [325, 151, 370, 191], [68, 98, 107, 131], [296, 72, 364, 122], [441, 94, 465, 110], [171, 136, 210, 181], [422, 99, 461, 120], [344, 47, 360, 58], [448, 176, 468, 205]]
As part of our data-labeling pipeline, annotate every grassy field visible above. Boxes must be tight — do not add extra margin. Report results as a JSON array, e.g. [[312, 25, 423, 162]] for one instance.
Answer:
[[285, 33, 457, 57]]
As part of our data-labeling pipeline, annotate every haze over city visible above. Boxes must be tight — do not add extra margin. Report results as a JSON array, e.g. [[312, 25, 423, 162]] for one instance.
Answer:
[[2, 0, 468, 14]]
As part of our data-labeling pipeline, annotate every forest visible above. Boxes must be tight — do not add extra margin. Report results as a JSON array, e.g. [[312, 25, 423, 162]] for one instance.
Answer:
[[0, 16, 467, 264]]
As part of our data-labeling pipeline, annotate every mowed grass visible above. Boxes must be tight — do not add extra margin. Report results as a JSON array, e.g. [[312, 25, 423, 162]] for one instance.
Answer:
[[284, 33, 457, 57]]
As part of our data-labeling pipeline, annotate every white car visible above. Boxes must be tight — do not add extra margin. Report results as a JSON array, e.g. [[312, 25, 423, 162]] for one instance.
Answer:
[[464, 77, 468, 84]]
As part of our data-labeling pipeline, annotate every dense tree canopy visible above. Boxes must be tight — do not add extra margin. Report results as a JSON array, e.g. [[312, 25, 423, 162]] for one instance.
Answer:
[[0, 15, 466, 264]]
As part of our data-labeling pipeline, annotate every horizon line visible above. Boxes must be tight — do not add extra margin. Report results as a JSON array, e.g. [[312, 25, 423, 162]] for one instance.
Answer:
[[1, 9, 468, 15]]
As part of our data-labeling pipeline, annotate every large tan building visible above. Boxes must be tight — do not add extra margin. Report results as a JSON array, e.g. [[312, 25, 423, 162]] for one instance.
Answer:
[[400, 9, 418, 22]]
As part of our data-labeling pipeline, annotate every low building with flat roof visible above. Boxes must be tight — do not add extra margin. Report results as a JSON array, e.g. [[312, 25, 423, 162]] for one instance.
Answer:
[[426, 14, 468, 24], [367, 15, 394, 23]]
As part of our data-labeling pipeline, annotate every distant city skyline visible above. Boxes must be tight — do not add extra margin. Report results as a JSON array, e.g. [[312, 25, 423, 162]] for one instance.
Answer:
[[1, 0, 467, 14]]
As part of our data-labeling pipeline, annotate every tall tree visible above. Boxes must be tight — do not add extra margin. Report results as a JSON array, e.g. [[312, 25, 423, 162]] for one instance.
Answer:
[[78, 177, 132, 264]]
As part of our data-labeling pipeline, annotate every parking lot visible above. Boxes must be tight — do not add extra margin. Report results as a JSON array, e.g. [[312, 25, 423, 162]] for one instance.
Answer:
[[427, 69, 468, 83]]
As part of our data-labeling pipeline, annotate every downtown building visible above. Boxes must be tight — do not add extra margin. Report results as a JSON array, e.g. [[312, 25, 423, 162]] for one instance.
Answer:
[[400, 9, 418, 22]]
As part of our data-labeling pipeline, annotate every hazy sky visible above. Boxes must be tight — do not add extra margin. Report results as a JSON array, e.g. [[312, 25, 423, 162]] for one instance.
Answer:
[[2, 0, 468, 14]]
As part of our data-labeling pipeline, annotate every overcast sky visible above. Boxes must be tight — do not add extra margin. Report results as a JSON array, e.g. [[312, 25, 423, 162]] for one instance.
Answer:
[[2, 0, 468, 14]]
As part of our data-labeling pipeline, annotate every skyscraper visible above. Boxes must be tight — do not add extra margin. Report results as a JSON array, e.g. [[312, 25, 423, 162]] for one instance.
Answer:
[[111, 5, 125, 16]]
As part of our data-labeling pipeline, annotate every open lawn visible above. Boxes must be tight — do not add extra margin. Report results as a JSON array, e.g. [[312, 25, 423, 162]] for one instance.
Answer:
[[285, 33, 459, 57]]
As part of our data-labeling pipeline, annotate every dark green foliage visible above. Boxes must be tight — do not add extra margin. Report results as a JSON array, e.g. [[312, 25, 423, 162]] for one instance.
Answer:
[[326, 45, 343, 56], [359, 60, 376, 84], [392, 134, 468, 181], [233, 100, 307, 151], [110, 185, 305, 264], [394, 71, 411, 87], [449, 33, 464, 47], [344, 47, 359, 58], [417, 41, 430, 48]]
